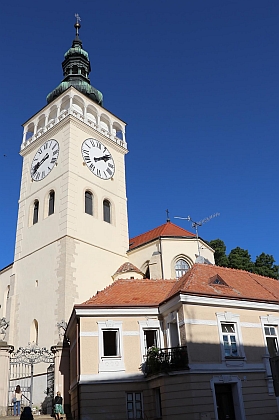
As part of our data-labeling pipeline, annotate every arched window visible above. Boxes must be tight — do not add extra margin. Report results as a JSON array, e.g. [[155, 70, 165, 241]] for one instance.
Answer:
[[30, 319, 39, 345], [48, 190, 55, 216], [103, 199, 111, 223], [175, 259, 190, 279], [33, 200, 39, 224], [85, 191, 93, 215]]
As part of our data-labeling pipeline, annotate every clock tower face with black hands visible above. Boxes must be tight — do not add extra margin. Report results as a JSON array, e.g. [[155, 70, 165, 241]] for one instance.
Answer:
[[30, 139, 59, 181], [81, 138, 115, 180]]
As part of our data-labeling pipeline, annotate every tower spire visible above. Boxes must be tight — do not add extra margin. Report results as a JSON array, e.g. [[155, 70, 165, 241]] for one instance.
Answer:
[[46, 16, 103, 106]]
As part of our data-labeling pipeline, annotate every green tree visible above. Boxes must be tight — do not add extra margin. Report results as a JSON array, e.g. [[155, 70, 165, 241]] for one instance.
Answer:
[[208, 239, 228, 267], [254, 253, 279, 280], [228, 247, 254, 272]]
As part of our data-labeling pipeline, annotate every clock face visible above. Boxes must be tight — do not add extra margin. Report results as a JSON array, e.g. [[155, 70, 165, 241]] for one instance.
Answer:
[[31, 139, 59, 181], [81, 138, 115, 180]]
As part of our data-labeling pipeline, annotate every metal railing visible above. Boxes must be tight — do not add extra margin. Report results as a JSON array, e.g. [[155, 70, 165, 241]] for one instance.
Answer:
[[144, 345, 189, 376]]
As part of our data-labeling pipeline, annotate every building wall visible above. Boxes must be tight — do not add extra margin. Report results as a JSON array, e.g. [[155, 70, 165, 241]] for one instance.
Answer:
[[128, 237, 215, 280], [69, 371, 278, 420], [0, 264, 13, 320]]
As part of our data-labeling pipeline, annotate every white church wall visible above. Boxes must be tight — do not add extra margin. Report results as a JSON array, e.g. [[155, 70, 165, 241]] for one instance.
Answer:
[[0, 265, 13, 320], [128, 237, 215, 280]]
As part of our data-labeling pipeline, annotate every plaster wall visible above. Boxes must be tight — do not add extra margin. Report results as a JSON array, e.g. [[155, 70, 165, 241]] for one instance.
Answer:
[[182, 304, 275, 365], [79, 316, 152, 376], [71, 371, 278, 420], [0, 264, 13, 319], [128, 237, 215, 280]]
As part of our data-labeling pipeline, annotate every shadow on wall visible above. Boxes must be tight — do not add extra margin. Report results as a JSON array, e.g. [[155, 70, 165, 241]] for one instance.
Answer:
[[58, 339, 278, 420]]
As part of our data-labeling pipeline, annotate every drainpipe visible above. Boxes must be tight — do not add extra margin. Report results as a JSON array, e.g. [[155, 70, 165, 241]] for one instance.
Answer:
[[77, 318, 80, 420], [159, 237, 164, 279]]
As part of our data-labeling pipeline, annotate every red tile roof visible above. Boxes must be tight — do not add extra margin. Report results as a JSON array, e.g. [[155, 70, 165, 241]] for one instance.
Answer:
[[78, 264, 279, 309], [114, 262, 143, 275], [129, 221, 195, 250], [82, 279, 176, 307], [166, 264, 279, 303]]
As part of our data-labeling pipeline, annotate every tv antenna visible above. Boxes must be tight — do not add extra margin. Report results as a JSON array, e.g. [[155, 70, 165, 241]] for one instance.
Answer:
[[174, 213, 220, 256]]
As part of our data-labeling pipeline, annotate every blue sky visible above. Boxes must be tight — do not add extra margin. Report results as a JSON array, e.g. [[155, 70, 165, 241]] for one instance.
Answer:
[[0, 0, 278, 269]]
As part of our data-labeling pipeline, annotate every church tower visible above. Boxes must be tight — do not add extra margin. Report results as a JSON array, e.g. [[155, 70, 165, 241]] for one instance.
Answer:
[[7, 19, 129, 349]]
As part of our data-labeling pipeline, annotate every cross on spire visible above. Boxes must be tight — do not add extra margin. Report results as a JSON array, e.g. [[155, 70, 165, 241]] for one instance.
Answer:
[[74, 13, 81, 37], [166, 209, 170, 222], [75, 13, 81, 24]]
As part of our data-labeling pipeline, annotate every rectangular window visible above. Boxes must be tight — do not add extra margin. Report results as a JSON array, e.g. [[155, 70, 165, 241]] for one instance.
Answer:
[[126, 392, 143, 419], [221, 323, 238, 357], [154, 388, 162, 418], [265, 326, 278, 357], [103, 330, 118, 356], [144, 330, 158, 354]]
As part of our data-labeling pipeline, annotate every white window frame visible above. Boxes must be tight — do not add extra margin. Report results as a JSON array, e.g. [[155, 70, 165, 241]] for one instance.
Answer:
[[126, 392, 143, 419], [171, 255, 193, 279], [260, 315, 279, 395], [260, 315, 279, 356], [154, 387, 162, 419], [138, 319, 163, 362], [97, 320, 125, 372], [216, 312, 245, 360], [166, 311, 181, 348]]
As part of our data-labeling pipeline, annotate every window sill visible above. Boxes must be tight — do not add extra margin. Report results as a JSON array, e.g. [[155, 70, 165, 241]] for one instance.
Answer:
[[99, 357, 125, 373], [101, 355, 121, 359], [224, 356, 245, 360]]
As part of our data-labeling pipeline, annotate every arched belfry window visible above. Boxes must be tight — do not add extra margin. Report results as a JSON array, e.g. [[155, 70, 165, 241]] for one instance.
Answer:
[[85, 191, 93, 215], [175, 259, 189, 279], [103, 199, 111, 223], [48, 190, 55, 216], [33, 200, 39, 224]]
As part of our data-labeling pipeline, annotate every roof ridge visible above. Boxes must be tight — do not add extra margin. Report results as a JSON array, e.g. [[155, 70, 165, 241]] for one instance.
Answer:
[[210, 264, 278, 281], [129, 222, 168, 242]]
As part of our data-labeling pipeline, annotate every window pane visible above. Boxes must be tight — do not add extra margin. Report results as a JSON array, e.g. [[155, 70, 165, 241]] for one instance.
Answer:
[[103, 330, 117, 356], [267, 337, 278, 357], [270, 327, 276, 336], [222, 324, 235, 334], [48, 190, 55, 215], [85, 191, 93, 215], [103, 200, 111, 223], [33, 201, 39, 224], [144, 330, 157, 352], [265, 327, 270, 335], [175, 259, 189, 279]]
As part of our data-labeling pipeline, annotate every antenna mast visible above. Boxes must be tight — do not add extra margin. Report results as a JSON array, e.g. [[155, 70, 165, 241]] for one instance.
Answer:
[[174, 213, 220, 256]]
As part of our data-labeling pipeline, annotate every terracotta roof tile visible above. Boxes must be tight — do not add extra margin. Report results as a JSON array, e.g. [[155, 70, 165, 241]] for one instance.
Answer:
[[166, 264, 279, 302], [129, 221, 195, 250], [114, 262, 143, 275], [82, 279, 176, 307], [79, 265, 279, 309]]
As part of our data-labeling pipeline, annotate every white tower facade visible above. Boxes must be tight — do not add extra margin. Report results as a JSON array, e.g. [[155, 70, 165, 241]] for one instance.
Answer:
[[6, 27, 129, 350]]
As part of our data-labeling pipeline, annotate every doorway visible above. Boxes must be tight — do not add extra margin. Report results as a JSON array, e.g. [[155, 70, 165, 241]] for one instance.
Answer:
[[215, 383, 236, 420]]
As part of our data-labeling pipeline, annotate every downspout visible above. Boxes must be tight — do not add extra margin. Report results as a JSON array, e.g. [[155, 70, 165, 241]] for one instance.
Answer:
[[77, 318, 80, 420], [159, 237, 164, 279]]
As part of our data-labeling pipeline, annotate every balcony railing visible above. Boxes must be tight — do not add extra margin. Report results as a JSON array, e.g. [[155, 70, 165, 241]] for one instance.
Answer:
[[144, 346, 189, 376]]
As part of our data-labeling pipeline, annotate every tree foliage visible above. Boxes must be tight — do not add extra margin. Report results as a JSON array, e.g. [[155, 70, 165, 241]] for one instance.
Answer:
[[209, 239, 279, 280], [228, 247, 254, 272], [254, 253, 279, 279], [208, 239, 228, 267]]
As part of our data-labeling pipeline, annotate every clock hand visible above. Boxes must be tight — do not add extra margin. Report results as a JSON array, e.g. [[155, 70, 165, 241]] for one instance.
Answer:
[[94, 155, 111, 163], [33, 153, 49, 174]]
